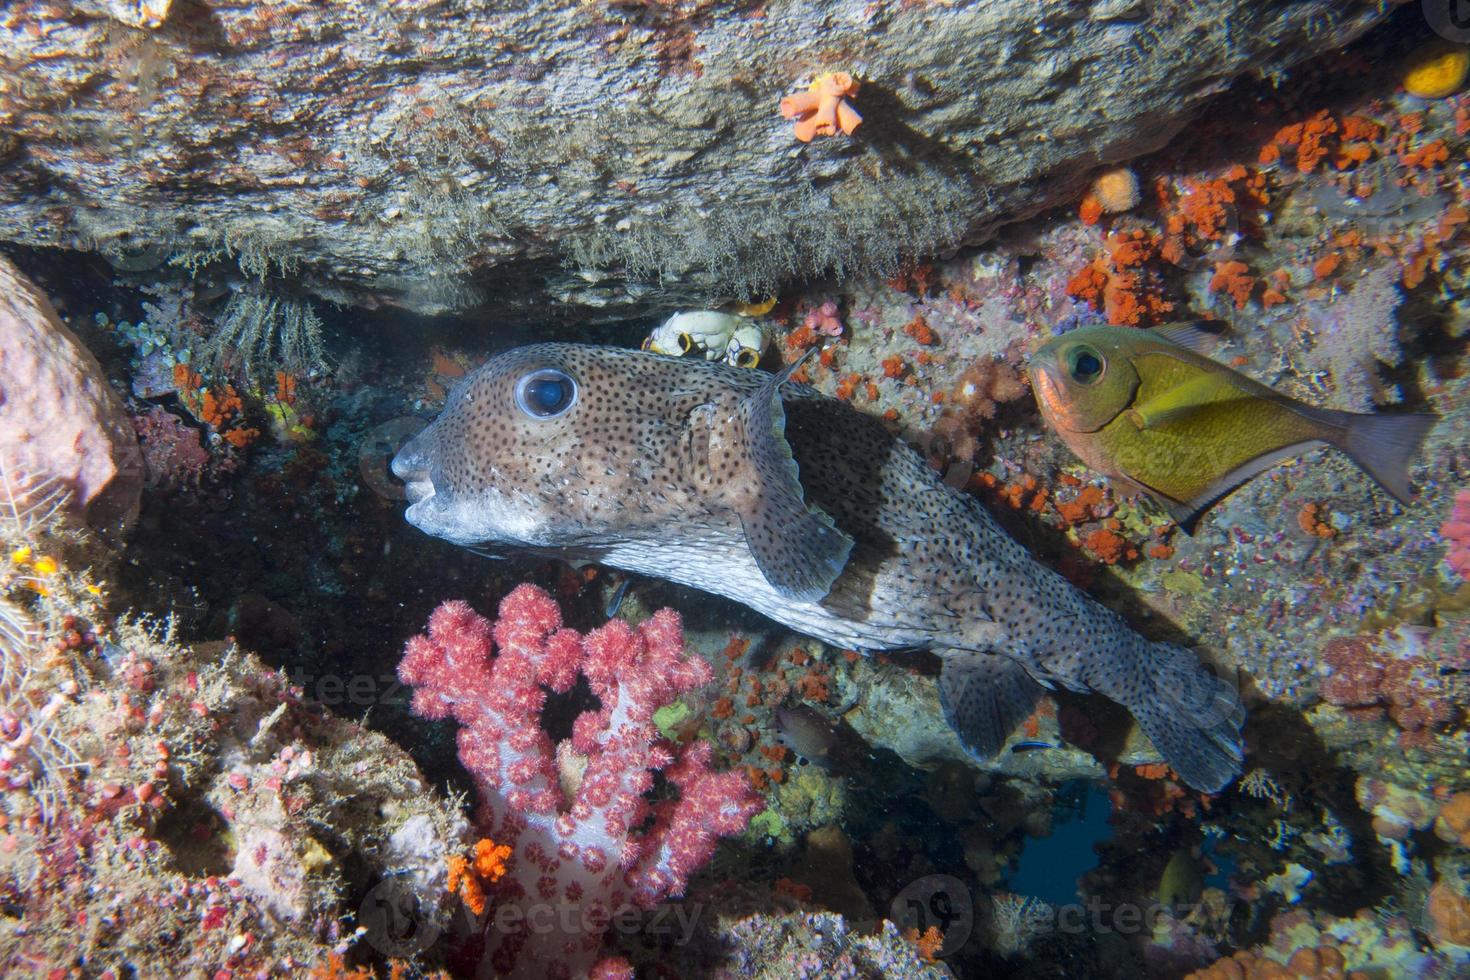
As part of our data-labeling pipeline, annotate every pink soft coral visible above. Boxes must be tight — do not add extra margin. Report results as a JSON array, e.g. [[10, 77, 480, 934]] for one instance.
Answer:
[[1443, 489, 1470, 579], [779, 72, 862, 142], [399, 584, 762, 980]]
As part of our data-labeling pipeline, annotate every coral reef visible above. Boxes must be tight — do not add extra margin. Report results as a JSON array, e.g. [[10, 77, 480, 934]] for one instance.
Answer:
[[3, 9, 1470, 980], [0, 476, 466, 975]]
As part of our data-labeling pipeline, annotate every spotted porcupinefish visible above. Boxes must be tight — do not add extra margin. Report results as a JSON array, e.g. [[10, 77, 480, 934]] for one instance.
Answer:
[[392, 344, 1245, 792]]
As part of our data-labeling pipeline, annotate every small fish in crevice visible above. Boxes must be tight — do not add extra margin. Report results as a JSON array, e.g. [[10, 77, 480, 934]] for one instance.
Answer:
[[774, 703, 845, 768], [393, 344, 1245, 792], [1030, 321, 1436, 531]]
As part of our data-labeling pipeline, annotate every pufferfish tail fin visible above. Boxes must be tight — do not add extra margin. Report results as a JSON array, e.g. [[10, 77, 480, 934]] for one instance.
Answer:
[[938, 653, 1044, 761], [1125, 640, 1245, 794]]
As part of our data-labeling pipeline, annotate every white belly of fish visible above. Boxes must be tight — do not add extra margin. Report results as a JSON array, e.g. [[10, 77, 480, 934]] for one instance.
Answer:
[[597, 535, 925, 653]]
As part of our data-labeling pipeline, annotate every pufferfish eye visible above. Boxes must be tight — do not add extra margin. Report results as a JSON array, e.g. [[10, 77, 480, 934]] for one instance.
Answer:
[[1066, 345, 1105, 385], [514, 368, 578, 419]]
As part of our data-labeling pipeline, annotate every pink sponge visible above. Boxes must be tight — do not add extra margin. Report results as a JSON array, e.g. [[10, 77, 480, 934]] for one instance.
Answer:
[[1443, 490, 1470, 580], [0, 256, 141, 532]]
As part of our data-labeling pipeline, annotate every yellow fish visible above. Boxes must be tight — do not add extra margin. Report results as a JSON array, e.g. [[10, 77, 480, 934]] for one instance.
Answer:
[[1030, 322, 1436, 529]]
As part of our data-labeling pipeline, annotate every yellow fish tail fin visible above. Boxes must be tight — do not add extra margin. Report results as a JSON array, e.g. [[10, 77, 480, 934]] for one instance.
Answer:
[[1322, 409, 1437, 504]]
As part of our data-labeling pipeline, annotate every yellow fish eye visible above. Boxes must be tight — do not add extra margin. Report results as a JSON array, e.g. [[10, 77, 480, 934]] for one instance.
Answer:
[[1066, 345, 1106, 385]]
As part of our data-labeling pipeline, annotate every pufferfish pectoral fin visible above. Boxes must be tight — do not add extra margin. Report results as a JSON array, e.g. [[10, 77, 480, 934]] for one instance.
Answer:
[[937, 653, 1044, 762], [734, 357, 855, 602]]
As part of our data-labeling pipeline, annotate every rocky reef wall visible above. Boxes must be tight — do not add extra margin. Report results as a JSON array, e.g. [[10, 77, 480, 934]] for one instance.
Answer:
[[0, 0, 1390, 319]]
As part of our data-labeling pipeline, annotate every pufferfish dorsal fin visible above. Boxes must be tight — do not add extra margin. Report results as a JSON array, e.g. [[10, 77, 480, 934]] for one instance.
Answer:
[[732, 355, 854, 602]]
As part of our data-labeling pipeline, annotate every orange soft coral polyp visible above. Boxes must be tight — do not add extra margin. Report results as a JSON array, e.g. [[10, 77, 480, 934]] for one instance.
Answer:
[[780, 72, 862, 141]]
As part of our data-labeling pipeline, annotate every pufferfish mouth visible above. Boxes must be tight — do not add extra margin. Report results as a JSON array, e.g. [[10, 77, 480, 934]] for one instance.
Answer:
[[390, 445, 434, 505]]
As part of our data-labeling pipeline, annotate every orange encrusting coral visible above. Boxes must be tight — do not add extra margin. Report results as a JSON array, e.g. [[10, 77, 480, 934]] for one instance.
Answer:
[[1159, 164, 1268, 263], [1208, 260, 1254, 309], [1297, 502, 1337, 539], [779, 72, 862, 142], [172, 361, 202, 393], [1066, 229, 1175, 326]]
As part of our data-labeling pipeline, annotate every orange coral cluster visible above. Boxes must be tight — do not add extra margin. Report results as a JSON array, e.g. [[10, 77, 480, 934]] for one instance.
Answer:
[[1258, 106, 1469, 292], [1209, 260, 1255, 309], [275, 370, 298, 405], [903, 925, 944, 963], [712, 634, 841, 791], [446, 838, 513, 916], [1402, 203, 1469, 289], [1260, 110, 1382, 174], [903, 314, 937, 345], [970, 473, 1168, 572], [1083, 520, 1139, 565], [195, 383, 260, 449], [1296, 502, 1337, 539], [1186, 943, 1369, 980], [199, 386, 241, 428], [1159, 164, 1270, 262], [779, 72, 862, 142], [306, 952, 412, 980], [1428, 882, 1470, 945], [1106, 761, 1208, 819], [1433, 791, 1470, 847], [1066, 229, 1175, 326], [172, 362, 202, 393]]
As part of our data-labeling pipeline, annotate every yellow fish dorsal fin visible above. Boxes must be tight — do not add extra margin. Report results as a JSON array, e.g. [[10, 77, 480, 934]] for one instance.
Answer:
[[1125, 370, 1252, 430], [1151, 320, 1227, 355]]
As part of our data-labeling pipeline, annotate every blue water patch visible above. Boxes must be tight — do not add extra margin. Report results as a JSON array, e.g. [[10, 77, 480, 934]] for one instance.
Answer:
[[1006, 781, 1113, 906], [1202, 838, 1235, 890]]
